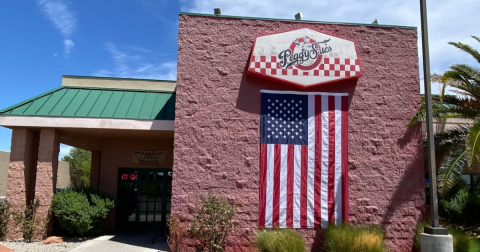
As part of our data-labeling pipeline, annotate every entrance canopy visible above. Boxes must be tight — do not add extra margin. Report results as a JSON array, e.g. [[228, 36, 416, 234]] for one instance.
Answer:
[[0, 75, 176, 151]]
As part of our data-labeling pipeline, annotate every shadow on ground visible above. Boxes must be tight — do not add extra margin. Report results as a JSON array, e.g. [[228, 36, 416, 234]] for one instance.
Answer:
[[71, 229, 169, 252]]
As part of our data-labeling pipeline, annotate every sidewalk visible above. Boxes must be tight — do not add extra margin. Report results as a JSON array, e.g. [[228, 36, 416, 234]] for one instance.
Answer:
[[69, 230, 168, 252]]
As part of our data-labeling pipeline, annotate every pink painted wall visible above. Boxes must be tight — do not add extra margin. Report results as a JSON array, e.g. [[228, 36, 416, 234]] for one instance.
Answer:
[[97, 138, 174, 230], [173, 14, 424, 252]]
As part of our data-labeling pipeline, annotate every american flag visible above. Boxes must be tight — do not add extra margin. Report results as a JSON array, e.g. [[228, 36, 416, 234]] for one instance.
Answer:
[[259, 90, 349, 229]]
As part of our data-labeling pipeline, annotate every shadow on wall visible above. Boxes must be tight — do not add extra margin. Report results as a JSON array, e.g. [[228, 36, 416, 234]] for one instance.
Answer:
[[381, 123, 424, 248], [0, 151, 72, 196]]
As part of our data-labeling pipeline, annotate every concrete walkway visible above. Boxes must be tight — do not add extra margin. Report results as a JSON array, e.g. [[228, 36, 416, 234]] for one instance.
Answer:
[[70, 230, 168, 252]]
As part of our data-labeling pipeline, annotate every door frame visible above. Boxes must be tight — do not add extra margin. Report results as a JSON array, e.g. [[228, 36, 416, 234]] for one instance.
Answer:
[[115, 167, 173, 229]]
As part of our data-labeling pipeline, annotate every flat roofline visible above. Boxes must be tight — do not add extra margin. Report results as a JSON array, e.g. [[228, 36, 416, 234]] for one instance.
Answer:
[[63, 75, 177, 83], [179, 12, 417, 30], [62, 75, 177, 92]]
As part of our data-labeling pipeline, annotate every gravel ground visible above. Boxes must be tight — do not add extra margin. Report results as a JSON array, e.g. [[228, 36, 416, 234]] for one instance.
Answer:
[[0, 237, 92, 252]]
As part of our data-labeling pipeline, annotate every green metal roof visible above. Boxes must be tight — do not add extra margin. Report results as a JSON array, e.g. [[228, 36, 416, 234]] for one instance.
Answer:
[[179, 12, 417, 30], [0, 86, 175, 120]]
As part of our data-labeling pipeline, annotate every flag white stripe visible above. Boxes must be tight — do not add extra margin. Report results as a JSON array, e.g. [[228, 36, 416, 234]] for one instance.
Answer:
[[293, 145, 302, 228], [307, 95, 315, 228], [279, 144, 288, 228], [320, 95, 329, 228], [266, 144, 274, 228], [334, 96, 342, 224]]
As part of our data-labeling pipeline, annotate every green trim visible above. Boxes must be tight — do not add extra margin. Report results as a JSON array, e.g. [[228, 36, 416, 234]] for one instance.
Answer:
[[63, 75, 177, 83], [179, 12, 417, 29], [0, 87, 65, 113]]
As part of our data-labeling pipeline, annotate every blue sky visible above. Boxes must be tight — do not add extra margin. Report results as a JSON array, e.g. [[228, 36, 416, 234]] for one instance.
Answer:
[[0, 0, 479, 157]]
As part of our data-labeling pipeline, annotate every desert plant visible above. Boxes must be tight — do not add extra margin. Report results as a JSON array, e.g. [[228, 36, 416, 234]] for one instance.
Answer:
[[439, 189, 480, 230], [323, 224, 386, 252], [13, 199, 48, 242], [168, 215, 187, 252], [190, 193, 237, 252], [0, 200, 10, 240], [255, 229, 305, 252], [449, 228, 480, 252], [50, 187, 114, 236]]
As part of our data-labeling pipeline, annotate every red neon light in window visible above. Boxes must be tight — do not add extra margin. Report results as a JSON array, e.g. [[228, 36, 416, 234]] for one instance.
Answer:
[[130, 174, 138, 181], [121, 174, 129, 180]]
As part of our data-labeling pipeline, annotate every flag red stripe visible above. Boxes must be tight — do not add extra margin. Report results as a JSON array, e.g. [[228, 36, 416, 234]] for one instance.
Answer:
[[273, 145, 281, 228], [300, 145, 308, 228], [259, 144, 267, 228], [314, 95, 322, 228], [328, 96, 336, 223], [341, 96, 349, 222], [287, 145, 294, 228]]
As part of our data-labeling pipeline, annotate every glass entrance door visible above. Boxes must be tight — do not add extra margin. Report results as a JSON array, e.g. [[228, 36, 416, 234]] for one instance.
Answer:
[[116, 168, 172, 229]]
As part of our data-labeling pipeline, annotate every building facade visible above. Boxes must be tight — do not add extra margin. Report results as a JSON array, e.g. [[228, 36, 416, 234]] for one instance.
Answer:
[[0, 13, 425, 251]]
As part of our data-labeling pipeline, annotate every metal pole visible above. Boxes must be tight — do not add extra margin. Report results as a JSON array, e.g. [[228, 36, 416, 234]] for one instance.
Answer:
[[420, 0, 447, 235]]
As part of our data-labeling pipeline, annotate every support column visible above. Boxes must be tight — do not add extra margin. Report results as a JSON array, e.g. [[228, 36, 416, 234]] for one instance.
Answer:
[[6, 128, 39, 240], [34, 128, 59, 238], [90, 150, 101, 189]]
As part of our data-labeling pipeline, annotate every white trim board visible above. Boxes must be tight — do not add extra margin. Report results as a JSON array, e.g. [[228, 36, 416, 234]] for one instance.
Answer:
[[0, 116, 174, 131]]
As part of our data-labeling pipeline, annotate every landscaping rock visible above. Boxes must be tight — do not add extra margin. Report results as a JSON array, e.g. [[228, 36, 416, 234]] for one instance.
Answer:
[[43, 236, 64, 244], [0, 244, 13, 252]]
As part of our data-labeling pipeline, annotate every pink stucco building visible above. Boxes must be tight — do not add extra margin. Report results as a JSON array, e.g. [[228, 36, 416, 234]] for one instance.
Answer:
[[0, 12, 424, 252]]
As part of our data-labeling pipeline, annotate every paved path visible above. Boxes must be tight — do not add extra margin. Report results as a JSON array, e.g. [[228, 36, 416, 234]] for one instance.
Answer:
[[70, 230, 168, 252]]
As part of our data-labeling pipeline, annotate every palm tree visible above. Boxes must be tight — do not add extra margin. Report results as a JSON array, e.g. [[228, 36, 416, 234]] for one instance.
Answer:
[[408, 36, 480, 195]]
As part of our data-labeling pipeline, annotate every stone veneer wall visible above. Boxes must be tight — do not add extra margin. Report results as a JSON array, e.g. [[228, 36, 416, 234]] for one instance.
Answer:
[[173, 14, 424, 252]]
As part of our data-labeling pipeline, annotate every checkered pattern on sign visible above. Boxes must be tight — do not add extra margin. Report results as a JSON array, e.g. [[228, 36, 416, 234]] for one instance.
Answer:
[[250, 55, 361, 77]]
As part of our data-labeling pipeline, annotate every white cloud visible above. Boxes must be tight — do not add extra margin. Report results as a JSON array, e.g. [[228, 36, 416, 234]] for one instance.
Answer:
[[182, 0, 480, 92], [94, 42, 177, 80], [63, 39, 74, 54], [37, 0, 77, 54]]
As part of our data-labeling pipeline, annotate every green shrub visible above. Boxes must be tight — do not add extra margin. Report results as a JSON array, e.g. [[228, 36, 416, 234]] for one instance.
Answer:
[[440, 189, 480, 230], [167, 215, 187, 252], [449, 228, 479, 252], [0, 200, 10, 240], [323, 224, 386, 252], [255, 229, 306, 252], [414, 219, 428, 251], [190, 193, 237, 252], [51, 187, 114, 236]]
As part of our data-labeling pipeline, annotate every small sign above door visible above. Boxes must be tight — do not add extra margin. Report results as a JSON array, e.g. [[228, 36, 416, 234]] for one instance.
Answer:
[[132, 150, 166, 165]]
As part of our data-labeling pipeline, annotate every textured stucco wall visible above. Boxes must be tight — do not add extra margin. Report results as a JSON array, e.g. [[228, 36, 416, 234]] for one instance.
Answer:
[[173, 14, 424, 251], [0, 151, 9, 197]]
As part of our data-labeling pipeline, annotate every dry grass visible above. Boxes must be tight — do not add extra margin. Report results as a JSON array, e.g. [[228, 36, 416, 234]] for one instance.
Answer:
[[323, 224, 386, 252]]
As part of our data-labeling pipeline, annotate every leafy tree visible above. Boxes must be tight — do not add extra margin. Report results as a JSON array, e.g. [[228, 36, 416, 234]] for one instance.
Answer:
[[408, 36, 480, 195], [61, 147, 91, 187]]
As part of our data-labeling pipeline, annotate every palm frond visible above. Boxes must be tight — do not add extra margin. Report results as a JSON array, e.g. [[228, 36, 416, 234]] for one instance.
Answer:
[[467, 120, 480, 167], [437, 144, 469, 195], [448, 39, 480, 64]]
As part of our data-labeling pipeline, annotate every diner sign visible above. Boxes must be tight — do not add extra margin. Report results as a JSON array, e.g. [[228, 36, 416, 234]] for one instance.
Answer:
[[132, 150, 166, 165], [248, 28, 362, 89]]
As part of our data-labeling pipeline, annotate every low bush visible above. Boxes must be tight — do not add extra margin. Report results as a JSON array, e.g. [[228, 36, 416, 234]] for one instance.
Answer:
[[323, 224, 386, 252], [190, 193, 237, 252], [440, 189, 480, 230], [449, 228, 479, 252], [255, 229, 305, 252], [0, 200, 9, 240], [167, 215, 187, 252], [13, 199, 48, 242], [50, 187, 114, 236]]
